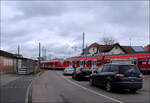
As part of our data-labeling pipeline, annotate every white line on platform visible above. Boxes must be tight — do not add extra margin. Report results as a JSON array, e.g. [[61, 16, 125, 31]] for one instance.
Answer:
[[56, 71, 123, 103]]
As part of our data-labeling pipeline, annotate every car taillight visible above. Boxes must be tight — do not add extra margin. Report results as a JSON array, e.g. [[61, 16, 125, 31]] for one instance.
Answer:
[[65, 70, 68, 72], [139, 74, 143, 78], [78, 71, 82, 74], [116, 73, 124, 77]]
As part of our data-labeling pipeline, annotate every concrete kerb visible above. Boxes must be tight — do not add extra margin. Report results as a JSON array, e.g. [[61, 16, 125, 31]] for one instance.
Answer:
[[25, 71, 44, 103]]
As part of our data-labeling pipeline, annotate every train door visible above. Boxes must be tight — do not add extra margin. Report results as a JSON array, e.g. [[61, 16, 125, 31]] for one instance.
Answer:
[[96, 59, 102, 67], [76, 60, 80, 68], [50, 62, 53, 68], [137, 58, 147, 71], [80, 60, 83, 68], [72, 60, 75, 68], [87, 60, 92, 68], [65, 61, 69, 67], [83, 60, 86, 68], [92, 59, 97, 68]]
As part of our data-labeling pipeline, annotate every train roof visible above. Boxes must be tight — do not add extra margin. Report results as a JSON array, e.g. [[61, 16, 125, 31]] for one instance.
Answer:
[[66, 52, 150, 59]]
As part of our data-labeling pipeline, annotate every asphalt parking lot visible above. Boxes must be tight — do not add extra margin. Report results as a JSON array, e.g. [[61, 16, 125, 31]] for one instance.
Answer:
[[31, 70, 150, 103]]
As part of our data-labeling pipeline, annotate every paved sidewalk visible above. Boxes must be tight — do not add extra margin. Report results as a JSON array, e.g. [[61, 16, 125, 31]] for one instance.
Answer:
[[0, 74, 22, 86]]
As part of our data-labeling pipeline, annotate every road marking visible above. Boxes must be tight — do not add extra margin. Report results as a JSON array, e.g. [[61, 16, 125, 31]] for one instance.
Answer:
[[56, 71, 123, 103]]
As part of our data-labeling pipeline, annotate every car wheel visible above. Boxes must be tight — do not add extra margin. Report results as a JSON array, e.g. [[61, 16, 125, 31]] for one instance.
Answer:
[[106, 81, 112, 92], [130, 89, 137, 93], [89, 78, 94, 86], [75, 75, 80, 81]]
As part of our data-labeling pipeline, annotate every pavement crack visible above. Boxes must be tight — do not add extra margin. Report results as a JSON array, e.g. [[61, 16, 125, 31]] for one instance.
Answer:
[[59, 93, 69, 103]]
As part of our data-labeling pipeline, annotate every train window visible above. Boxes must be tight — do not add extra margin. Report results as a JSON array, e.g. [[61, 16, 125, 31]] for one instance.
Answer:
[[97, 60, 101, 65], [105, 60, 110, 64], [73, 61, 75, 65], [77, 61, 79, 65], [69, 62, 72, 65], [148, 59, 150, 65], [80, 61, 83, 65], [67, 61, 69, 65], [88, 61, 91, 65], [83, 61, 86, 65], [55, 62, 58, 66], [138, 59, 146, 65], [92, 61, 96, 65]]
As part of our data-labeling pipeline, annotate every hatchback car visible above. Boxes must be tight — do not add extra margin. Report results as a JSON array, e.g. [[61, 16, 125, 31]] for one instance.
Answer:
[[63, 67, 74, 75], [72, 67, 92, 80], [89, 63, 143, 93]]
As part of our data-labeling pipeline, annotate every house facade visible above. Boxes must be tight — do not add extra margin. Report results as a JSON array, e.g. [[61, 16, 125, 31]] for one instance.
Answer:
[[82, 42, 145, 56]]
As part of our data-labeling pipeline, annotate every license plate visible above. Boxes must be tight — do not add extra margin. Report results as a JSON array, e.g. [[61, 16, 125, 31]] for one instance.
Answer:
[[131, 79, 135, 82], [85, 75, 90, 78]]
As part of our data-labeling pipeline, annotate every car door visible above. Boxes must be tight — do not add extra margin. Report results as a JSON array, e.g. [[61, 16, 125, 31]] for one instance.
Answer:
[[97, 65, 111, 86], [94, 66, 103, 85]]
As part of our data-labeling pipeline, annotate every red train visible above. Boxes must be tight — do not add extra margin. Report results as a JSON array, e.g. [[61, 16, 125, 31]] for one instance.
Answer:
[[40, 52, 150, 72]]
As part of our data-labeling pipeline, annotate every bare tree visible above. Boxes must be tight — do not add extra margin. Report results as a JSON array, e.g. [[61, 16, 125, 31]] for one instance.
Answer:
[[100, 36, 117, 45]]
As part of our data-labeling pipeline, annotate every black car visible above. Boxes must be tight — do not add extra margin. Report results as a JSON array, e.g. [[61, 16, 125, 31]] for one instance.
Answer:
[[72, 67, 92, 80], [89, 63, 143, 93]]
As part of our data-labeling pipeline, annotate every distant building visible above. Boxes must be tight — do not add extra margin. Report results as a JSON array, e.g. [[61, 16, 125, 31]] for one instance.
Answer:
[[0, 50, 38, 74], [81, 42, 145, 56], [0, 50, 17, 73], [144, 44, 150, 52]]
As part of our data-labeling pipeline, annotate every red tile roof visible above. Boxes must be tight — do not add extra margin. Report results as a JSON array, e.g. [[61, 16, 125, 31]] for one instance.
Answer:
[[88, 42, 135, 53], [88, 42, 100, 49], [144, 44, 150, 52]]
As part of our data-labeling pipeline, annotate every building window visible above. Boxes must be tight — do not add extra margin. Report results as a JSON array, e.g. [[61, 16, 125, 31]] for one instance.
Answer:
[[4, 57, 13, 66]]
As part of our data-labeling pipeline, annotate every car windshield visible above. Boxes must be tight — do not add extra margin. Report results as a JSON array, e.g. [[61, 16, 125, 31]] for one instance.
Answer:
[[119, 65, 140, 74], [97, 66, 103, 73], [80, 68, 90, 70]]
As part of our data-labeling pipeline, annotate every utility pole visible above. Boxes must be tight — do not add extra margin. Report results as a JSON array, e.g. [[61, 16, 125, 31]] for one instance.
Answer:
[[82, 32, 85, 55], [18, 45, 20, 56], [38, 42, 41, 70], [149, 32, 150, 45], [45, 48, 47, 60], [0, 31, 1, 50], [42, 46, 44, 60], [129, 38, 131, 46]]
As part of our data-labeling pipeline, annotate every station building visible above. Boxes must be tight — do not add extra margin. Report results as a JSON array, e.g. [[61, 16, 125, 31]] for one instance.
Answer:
[[0, 50, 17, 73]]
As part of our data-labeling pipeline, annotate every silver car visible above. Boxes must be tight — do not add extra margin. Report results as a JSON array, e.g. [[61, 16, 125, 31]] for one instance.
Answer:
[[63, 67, 74, 75]]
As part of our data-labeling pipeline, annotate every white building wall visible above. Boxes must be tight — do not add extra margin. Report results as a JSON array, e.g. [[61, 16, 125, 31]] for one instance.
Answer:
[[105, 46, 125, 55]]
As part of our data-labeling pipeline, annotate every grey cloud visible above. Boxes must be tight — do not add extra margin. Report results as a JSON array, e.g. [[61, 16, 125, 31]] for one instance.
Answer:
[[16, 1, 69, 18], [1, 1, 149, 58]]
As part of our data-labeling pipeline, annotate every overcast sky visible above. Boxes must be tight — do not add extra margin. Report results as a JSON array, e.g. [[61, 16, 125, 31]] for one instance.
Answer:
[[1, 1, 149, 59]]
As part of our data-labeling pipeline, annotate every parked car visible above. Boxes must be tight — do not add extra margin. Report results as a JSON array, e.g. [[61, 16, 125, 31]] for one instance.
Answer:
[[72, 67, 92, 80], [89, 63, 143, 93], [63, 67, 74, 75]]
